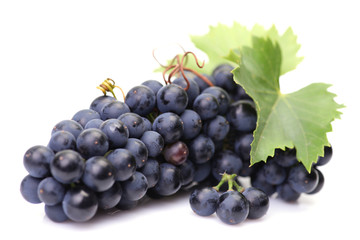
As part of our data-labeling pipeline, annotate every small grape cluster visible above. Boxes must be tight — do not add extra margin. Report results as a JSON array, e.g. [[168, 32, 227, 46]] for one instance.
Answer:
[[190, 173, 269, 225], [248, 146, 332, 202]]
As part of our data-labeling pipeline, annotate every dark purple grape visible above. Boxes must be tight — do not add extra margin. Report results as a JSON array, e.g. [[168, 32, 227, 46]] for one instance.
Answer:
[[202, 86, 231, 115], [72, 109, 101, 127], [288, 164, 319, 193], [316, 145, 332, 166], [276, 181, 301, 202], [82, 156, 116, 192], [76, 128, 109, 159], [193, 93, 219, 120], [216, 191, 249, 225], [20, 175, 42, 204], [193, 74, 215, 92], [188, 134, 215, 164], [156, 84, 188, 114], [100, 100, 130, 120], [23, 145, 54, 178], [45, 204, 68, 222], [212, 64, 237, 93], [48, 131, 76, 153], [203, 115, 230, 141], [152, 112, 184, 144], [172, 77, 200, 107], [125, 138, 148, 168], [193, 161, 211, 183], [227, 100, 257, 133], [100, 119, 129, 149], [62, 186, 98, 222], [263, 160, 287, 185], [163, 141, 189, 166], [125, 85, 156, 116], [97, 182, 122, 210], [50, 150, 85, 184], [84, 119, 104, 129], [153, 163, 181, 197], [37, 177, 66, 206], [307, 168, 324, 194], [140, 131, 164, 158], [243, 187, 269, 219], [139, 158, 160, 188], [121, 171, 148, 201], [189, 187, 219, 216], [52, 120, 83, 139], [180, 109, 202, 140], [250, 167, 276, 196], [118, 112, 146, 139], [234, 133, 253, 162], [106, 148, 136, 181], [90, 95, 116, 114], [273, 148, 298, 168], [178, 160, 195, 186], [141, 80, 163, 95], [212, 150, 243, 181]]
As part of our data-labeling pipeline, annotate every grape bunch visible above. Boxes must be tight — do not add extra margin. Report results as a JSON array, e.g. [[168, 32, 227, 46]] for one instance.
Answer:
[[20, 60, 332, 224]]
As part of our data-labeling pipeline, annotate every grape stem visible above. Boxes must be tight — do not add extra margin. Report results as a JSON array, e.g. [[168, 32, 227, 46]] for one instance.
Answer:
[[213, 173, 244, 193], [97, 78, 126, 101]]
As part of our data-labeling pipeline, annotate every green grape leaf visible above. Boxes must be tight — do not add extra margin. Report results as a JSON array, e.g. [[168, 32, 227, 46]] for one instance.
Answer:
[[230, 37, 344, 172], [188, 23, 303, 75]]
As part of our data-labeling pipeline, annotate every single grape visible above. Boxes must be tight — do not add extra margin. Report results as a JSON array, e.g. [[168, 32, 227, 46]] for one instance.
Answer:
[[23, 145, 54, 178], [153, 163, 181, 197], [20, 175, 42, 204], [82, 156, 116, 192], [316, 145, 333, 166], [216, 191, 249, 225], [118, 112, 146, 139], [178, 160, 195, 186], [180, 109, 202, 140], [121, 171, 148, 201], [307, 168, 325, 194], [100, 100, 130, 120], [37, 177, 66, 206], [125, 85, 156, 116], [276, 181, 301, 202], [163, 141, 189, 166], [50, 150, 85, 184], [152, 112, 184, 144], [84, 119, 104, 129], [48, 130, 76, 153], [212, 150, 243, 181], [234, 133, 253, 162], [90, 95, 116, 114], [72, 109, 101, 128], [76, 128, 109, 159], [100, 119, 129, 149], [141, 80, 163, 95], [212, 64, 237, 93], [62, 186, 98, 222], [202, 86, 230, 115], [125, 138, 148, 168], [229, 84, 252, 101], [140, 131, 164, 158], [193, 93, 219, 120], [288, 164, 319, 193], [273, 148, 298, 168], [156, 84, 188, 114], [139, 158, 160, 188], [188, 134, 215, 164], [227, 100, 257, 133], [242, 187, 269, 219], [250, 167, 276, 197], [189, 187, 219, 216], [172, 77, 200, 107], [263, 161, 287, 185], [51, 119, 83, 139], [193, 161, 211, 183], [97, 182, 122, 210], [142, 117, 152, 131], [202, 115, 230, 141], [45, 204, 68, 222], [106, 148, 136, 181]]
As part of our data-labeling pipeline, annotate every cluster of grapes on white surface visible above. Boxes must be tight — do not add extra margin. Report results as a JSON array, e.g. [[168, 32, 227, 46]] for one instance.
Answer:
[[20, 52, 332, 224]]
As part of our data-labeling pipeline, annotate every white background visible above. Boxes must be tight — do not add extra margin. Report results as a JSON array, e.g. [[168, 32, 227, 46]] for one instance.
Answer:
[[0, 0, 359, 239]]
